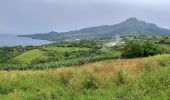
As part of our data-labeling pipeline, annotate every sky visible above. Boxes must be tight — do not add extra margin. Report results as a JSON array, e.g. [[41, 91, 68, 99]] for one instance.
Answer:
[[0, 0, 170, 34]]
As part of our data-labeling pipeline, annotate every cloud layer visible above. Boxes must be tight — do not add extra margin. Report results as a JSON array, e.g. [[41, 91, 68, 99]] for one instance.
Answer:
[[0, 0, 170, 34]]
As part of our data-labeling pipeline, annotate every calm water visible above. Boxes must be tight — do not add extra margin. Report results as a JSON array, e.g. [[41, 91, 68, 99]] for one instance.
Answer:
[[0, 34, 53, 47]]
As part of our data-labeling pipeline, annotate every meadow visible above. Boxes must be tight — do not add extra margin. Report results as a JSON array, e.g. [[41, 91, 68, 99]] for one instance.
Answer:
[[12, 49, 45, 64], [11, 47, 91, 64], [0, 54, 170, 100]]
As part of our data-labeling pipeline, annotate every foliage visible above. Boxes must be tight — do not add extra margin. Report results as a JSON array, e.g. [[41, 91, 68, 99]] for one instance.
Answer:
[[0, 46, 38, 63], [159, 36, 170, 44], [50, 40, 102, 48], [0, 53, 119, 70], [121, 40, 166, 58], [0, 39, 121, 70]]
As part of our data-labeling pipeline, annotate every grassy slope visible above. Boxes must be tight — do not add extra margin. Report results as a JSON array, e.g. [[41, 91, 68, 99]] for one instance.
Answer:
[[13, 49, 45, 64], [0, 54, 170, 99], [11, 47, 90, 64], [45, 47, 91, 52]]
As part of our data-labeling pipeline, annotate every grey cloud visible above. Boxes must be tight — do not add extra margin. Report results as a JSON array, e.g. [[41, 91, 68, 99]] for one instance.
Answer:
[[0, 0, 170, 34]]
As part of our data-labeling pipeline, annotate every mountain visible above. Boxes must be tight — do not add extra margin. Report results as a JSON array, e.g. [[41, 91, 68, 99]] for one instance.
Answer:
[[20, 18, 170, 41]]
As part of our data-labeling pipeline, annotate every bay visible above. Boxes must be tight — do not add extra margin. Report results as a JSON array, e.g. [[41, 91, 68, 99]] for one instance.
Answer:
[[0, 34, 53, 47]]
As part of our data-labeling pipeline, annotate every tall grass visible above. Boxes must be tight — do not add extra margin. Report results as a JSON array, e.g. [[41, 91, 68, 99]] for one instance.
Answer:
[[138, 54, 170, 72], [0, 54, 170, 99]]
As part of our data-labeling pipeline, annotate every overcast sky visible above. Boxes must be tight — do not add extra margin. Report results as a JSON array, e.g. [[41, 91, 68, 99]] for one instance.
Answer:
[[0, 0, 170, 34]]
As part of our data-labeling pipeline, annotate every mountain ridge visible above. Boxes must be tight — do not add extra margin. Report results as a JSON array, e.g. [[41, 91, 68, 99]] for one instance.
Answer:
[[20, 18, 170, 41]]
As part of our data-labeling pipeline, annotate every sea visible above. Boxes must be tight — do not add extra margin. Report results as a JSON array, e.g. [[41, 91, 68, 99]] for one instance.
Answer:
[[0, 34, 53, 47]]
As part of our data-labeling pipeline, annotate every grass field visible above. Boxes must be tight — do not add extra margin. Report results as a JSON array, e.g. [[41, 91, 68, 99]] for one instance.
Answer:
[[0, 54, 170, 99], [11, 47, 91, 64], [13, 49, 45, 64], [44, 47, 91, 52]]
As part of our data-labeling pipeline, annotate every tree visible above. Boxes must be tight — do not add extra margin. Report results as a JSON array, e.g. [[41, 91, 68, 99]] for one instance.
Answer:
[[122, 40, 162, 58]]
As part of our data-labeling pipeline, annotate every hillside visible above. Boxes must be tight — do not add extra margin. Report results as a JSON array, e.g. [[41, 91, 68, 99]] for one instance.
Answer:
[[0, 54, 170, 99], [1, 35, 170, 70], [20, 18, 170, 41]]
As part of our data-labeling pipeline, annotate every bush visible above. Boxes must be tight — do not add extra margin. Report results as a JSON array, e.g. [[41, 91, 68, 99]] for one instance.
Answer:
[[122, 40, 164, 58]]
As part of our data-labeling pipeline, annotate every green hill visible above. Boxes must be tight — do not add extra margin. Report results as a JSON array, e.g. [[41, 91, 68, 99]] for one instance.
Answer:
[[11, 47, 90, 64]]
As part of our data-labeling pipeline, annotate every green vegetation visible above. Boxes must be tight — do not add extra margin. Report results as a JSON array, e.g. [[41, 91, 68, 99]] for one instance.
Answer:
[[159, 36, 170, 44], [121, 36, 170, 58], [122, 40, 162, 58], [1, 36, 170, 70], [0, 40, 121, 70], [0, 46, 37, 63], [0, 52, 120, 70], [44, 47, 90, 52], [0, 54, 170, 99], [12, 49, 45, 64]]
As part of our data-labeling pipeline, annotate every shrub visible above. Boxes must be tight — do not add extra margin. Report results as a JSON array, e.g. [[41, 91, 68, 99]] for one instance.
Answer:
[[122, 40, 164, 58]]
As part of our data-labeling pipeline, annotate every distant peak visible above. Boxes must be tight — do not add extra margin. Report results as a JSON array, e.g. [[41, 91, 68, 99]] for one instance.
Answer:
[[125, 17, 138, 22], [49, 31, 57, 33]]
